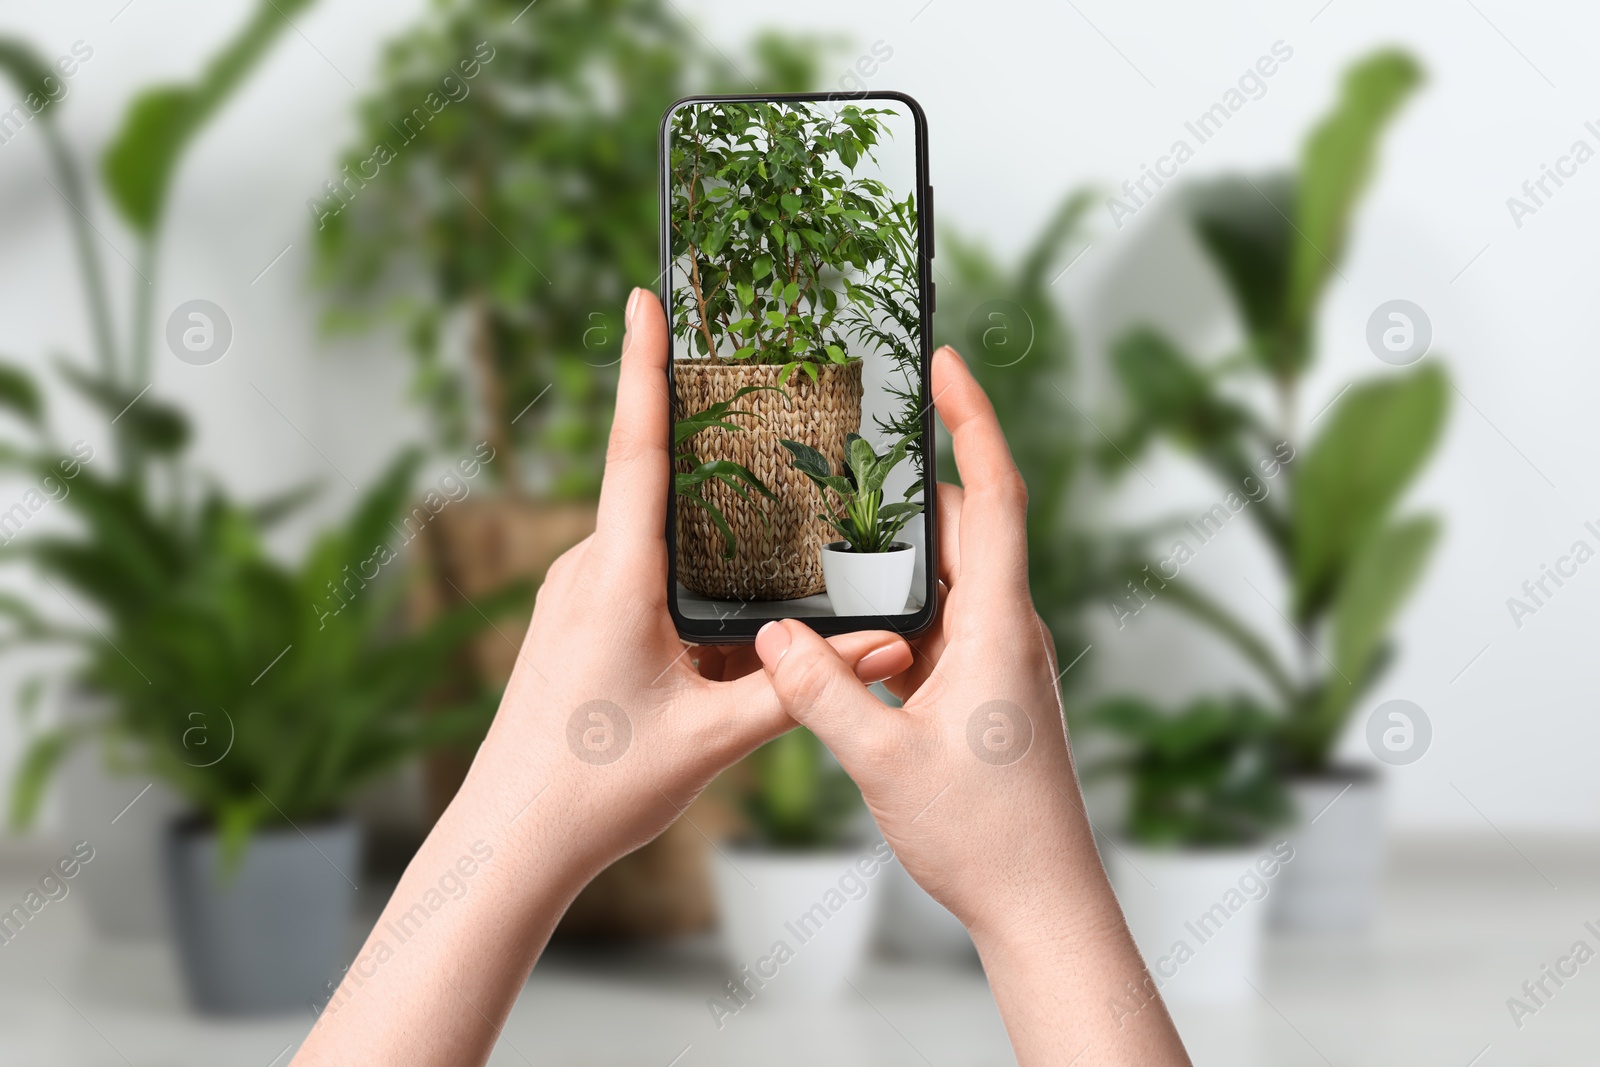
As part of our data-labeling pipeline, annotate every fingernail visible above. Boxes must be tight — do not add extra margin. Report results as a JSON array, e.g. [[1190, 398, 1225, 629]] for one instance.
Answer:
[[854, 643, 901, 684], [755, 621, 791, 670], [622, 287, 642, 355]]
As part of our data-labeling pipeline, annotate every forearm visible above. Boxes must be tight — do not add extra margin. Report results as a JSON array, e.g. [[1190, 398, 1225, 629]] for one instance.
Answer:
[[292, 769, 588, 1067], [969, 836, 1191, 1066]]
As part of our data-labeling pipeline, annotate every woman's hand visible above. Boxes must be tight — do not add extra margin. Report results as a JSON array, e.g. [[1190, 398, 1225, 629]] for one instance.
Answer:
[[752, 346, 1190, 1066], [292, 289, 913, 1067], [465, 286, 912, 884]]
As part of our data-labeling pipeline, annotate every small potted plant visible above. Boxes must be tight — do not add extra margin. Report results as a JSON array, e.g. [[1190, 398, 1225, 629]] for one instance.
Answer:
[[1086, 696, 1292, 1004], [781, 434, 922, 616], [668, 98, 920, 601], [709, 729, 883, 1005]]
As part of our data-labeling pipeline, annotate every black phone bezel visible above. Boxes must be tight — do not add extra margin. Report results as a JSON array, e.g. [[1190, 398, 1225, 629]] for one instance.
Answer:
[[659, 90, 938, 646]]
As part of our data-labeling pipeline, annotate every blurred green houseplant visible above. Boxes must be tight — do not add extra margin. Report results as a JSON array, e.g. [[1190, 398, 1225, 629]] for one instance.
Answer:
[[0, 2, 506, 859], [735, 729, 860, 850], [312, 0, 830, 496], [1094, 49, 1446, 830], [933, 190, 1101, 671]]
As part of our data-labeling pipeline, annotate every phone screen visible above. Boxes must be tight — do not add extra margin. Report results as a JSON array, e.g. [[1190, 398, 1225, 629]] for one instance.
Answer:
[[661, 93, 935, 642]]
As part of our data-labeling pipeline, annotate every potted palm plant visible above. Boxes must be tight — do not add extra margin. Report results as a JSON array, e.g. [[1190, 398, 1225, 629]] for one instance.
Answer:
[[0, 0, 315, 939], [668, 98, 921, 601], [5, 447, 511, 1015], [781, 434, 922, 615], [1096, 49, 1445, 933], [1087, 698, 1291, 1003], [710, 729, 883, 1005], [0, 5, 512, 1012]]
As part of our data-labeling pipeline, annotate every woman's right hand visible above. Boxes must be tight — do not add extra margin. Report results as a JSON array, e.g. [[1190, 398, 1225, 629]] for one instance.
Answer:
[[754, 345, 1191, 1066]]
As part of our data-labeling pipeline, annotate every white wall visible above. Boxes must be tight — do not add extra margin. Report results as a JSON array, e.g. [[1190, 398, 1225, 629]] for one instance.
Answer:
[[2, 0, 1594, 831]]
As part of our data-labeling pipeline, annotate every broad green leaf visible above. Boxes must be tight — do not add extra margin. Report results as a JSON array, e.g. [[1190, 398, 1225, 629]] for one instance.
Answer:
[[0, 37, 56, 107], [1302, 515, 1439, 762], [847, 436, 877, 490], [779, 439, 831, 480], [1189, 175, 1296, 376], [1293, 363, 1447, 621], [0, 361, 43, 425], [1286, 50, 1422, 367], [103, 0, 315, 233]]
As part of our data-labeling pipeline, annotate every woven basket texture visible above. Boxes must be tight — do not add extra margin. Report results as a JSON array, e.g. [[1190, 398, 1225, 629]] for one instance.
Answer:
[[674, 360, 863, 601]]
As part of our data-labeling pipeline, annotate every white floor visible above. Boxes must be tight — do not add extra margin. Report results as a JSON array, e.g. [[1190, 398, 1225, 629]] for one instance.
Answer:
[[0, 834, 1595, 1065]]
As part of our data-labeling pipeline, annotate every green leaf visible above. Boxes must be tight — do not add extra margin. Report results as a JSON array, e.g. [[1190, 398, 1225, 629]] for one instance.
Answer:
[[103, 0, 315, 234], [847, 436, 878, 490], [0, 37, 57, 108], [779, 439, 831, 480], [1189, 176, 1296, 376], [58, 360, 193, 455], [877, 501, 922, 521], [1301, 515, 1438, 763], [0, 361, 43, 425], [1293, 363, 1447, 621], [10, 726, 86, 831], [1286, 49, 1422, 367]]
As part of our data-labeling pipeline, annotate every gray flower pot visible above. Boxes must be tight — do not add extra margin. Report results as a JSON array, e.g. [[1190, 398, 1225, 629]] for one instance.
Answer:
[[164, 814, 361, 1015]]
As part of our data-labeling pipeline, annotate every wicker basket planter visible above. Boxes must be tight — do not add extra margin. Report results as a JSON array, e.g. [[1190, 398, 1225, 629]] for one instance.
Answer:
[[675, 360, 863, 601]]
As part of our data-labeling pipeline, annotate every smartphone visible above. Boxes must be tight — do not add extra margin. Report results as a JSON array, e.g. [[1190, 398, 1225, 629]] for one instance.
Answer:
[[660, 91, 937, 645]]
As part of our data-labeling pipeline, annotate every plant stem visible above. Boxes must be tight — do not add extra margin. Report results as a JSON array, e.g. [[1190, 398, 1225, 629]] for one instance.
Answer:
[[682, 133, 718, 360], [41, 125, 119, 383]]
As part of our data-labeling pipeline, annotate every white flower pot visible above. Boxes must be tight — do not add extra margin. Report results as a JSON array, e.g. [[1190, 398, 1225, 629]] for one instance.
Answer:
[[710, 845, 887, 1007], [877, 860, 976, 964], [819, 541, 914, 616], [1270, 768, 1385, 932], [1106, 842, 1287, 1005]]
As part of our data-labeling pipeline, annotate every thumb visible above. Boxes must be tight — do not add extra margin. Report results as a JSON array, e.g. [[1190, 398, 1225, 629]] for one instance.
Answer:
[[755, 620, 902, 763]]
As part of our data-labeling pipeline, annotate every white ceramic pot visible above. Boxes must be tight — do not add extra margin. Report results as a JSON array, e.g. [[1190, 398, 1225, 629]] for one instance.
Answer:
[[710, 846, 886, 1005], [1106, 842, 1282, 1004], [1270, 768, 1385, 932], [819, 541, 914, 616], [877, 860, 976, 965]]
